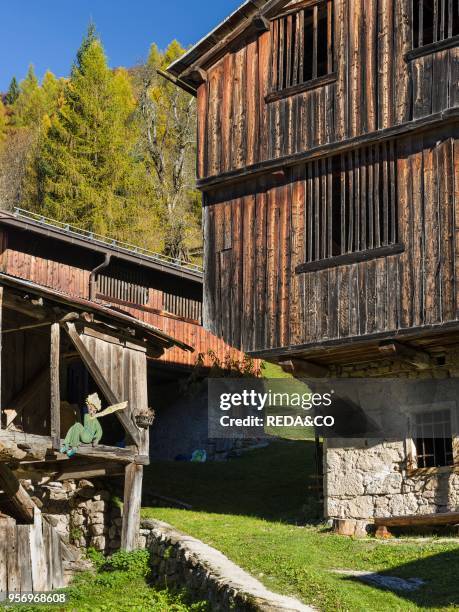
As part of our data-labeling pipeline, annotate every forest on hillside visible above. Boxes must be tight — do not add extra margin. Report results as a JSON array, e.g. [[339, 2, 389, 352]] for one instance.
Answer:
[[0, 26, 201, 262]]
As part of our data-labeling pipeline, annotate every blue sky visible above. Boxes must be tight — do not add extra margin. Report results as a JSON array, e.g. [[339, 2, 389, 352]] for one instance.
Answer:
[[0, 0, 240, 91]]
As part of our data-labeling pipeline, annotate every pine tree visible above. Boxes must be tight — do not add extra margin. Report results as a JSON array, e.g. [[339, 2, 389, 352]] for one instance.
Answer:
[[33, 27, 137, 235], [5, 77, 20, 105]]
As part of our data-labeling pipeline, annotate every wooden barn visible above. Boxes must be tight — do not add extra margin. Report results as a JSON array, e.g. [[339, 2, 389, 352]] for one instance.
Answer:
[[0, 208, 251, 592], [167, 0, 459, 533]]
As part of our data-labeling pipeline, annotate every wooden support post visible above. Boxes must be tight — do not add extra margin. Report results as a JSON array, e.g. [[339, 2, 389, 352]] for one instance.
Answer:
[[121, 463, 143, 551], [50, 323, 61, 450], [0, 464, 35, 523]]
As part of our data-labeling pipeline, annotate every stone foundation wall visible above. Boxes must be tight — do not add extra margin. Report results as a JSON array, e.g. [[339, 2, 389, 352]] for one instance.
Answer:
[[325, 438, 459, 523], [21, 478, 122, 553], [324, 352, 459, 526], [139, 519, 312, 612]]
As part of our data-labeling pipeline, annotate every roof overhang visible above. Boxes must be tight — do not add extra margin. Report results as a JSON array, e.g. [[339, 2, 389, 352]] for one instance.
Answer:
[[0, 211, 203, 285], [166, 0, 291, 92], [0, 272, 194, 354]]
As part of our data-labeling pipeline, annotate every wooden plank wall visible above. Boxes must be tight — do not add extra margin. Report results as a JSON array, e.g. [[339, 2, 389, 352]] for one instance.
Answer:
[[0, 510, 64, 594], [197, 0, 459, 180], [204, 127, 459, 353], [2, 311, 50, 435], [0, 236, 247, 370]]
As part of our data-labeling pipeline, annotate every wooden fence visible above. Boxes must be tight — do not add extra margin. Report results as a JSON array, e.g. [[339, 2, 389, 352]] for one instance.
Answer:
[[0, 509, 65, 595]]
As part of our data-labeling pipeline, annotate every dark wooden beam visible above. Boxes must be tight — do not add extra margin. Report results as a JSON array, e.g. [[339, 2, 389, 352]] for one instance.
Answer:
[[0, 432, 148, 465], [64, 322, 141, 447], [405, 34, 459, 61], [198, 109, 459, 192], [50, 323, 61, 451], [3, 295, 48, 321], [251, 13, 270, 31], [378, 341, 433, 370], [188, 68, 207, 86], [296, 243, 405, 275], [0, 464, 35, 523], [279, 358, 329, 378], [266, 72, 337, 103], [156, 68, 198, 97]]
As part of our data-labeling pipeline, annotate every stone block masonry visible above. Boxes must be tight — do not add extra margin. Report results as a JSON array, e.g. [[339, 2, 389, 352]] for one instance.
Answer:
[[324, 351, 459, 533], [21, 478, 122, 553], [140, 519, 314, 612]]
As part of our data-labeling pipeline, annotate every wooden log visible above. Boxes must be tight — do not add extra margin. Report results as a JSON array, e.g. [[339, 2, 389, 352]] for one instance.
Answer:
[[375, 511, 459, 528], [0, 431, 147, 465], [0, 464, 35, 523], [50, 323, 60, 451], [121, 463, 143, 551], [64, 322, 141, 447]]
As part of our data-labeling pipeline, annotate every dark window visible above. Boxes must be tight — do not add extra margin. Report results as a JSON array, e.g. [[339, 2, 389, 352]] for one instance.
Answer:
[[163, 292, 202, 322], [271, 0, 333, 93], [413, 0, 459, 49], [414, 409, 454, 468], [97, 269, 149, 305], [302, 141, 398, 264]]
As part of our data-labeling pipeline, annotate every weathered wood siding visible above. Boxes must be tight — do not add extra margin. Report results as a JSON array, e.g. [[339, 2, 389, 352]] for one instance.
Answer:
[[0, 510, 64, 594], [203, 127, 459, 353], [197, 0, 459, 180], [0, 233, 245, 369]]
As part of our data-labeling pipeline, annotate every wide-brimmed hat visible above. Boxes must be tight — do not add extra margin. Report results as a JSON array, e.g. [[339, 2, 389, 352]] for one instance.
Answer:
[[86, 393, 102, 412]]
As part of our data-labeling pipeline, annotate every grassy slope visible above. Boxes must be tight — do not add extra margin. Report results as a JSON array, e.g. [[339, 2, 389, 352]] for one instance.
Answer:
[[2, 552, 207, 612], [142, 441, 459, 612]]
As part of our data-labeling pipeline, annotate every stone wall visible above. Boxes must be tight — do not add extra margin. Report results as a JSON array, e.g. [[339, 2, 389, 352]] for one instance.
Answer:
[[325, 439, 459, 524], [21, 478, 122, 553], [324, 352, 459, 529], [139, 519, 312, 612]]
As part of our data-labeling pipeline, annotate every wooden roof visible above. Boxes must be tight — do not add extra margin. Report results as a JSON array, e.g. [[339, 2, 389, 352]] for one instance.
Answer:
[[167, 0, 292, 90], [0, 272, 193, 354], [0, 210, 203, 284]]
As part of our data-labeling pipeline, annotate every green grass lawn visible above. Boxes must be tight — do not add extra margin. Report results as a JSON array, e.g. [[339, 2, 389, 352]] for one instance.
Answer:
[[142, 441, 459, 612], [1, 551, 207, 612]]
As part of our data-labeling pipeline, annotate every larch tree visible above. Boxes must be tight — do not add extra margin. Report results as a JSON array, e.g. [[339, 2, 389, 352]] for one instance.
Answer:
[[0, 99, 6, 141], [33, 27, 138, 236], [134, 41, 199, 261]]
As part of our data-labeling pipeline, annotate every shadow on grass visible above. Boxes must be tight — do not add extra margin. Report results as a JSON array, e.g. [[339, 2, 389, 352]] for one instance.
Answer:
[[343, 548, 459, 608], [142, 439, 320, 524]]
